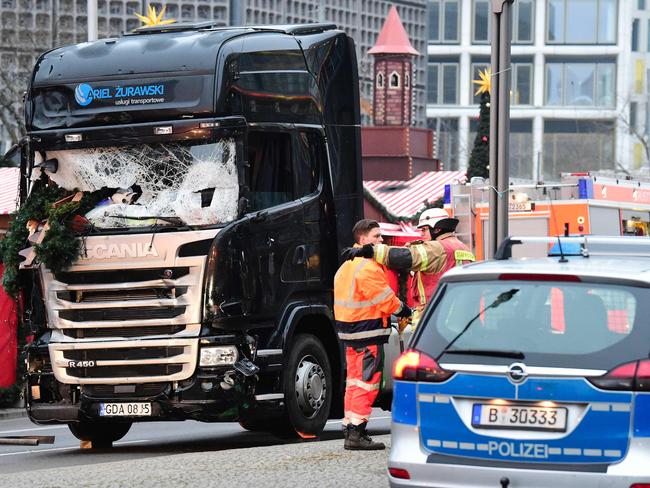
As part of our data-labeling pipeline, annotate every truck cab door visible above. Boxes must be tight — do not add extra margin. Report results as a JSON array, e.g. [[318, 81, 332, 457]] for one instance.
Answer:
[[237, 128, 312, 322]]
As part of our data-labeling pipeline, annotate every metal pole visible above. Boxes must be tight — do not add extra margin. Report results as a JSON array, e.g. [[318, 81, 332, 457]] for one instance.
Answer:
[[496, 1, 512, 250], [488, 0, 514, 258], [87, 0, 98, 41]]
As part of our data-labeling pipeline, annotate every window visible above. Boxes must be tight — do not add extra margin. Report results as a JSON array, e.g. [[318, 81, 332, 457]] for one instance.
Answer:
[[294, 131, 321, 198], [543, 120, 615, 179], [247, 130, 320, 211], [545, 61, 615, 107], [428, 118, 459, 170], [428, 0, 459, 43], [405, 74, 410, 88], [248, 131, 294, 210], [417, 280, 642, 370], [471, 60, 533, 105], [473, 0, 489, 43], [469, 119, 533, 178], [427, 61, 458, 104], [630, 102, 638, 133], [473, 0, 533, 44], [639, 0, 645, 9], [547, 0, 616, 44], [376, 72, 384, 88], [389, 71, 400, 88], [632, 18, 640, 51]]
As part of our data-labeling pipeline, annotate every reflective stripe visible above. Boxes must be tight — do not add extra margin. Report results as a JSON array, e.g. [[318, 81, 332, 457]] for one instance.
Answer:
[[346, 378, 380, 391], [334, 286, 394, 309], [454, 249, 475, 264], [414, 244, 428, 271], [344, 410, 369, 424], [375, 244, 388, 265], [338, 328, 391, 340], [416, 272, 426, 304], [348, 259, 369, 302]]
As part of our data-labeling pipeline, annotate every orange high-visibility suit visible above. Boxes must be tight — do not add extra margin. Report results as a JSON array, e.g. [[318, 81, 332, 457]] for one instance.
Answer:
[[334, 255, 402, 426]]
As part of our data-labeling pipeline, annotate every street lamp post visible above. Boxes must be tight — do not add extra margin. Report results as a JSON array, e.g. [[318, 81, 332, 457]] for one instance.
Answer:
[[87, 0, 98, 41], [488, 0, 514, 258]]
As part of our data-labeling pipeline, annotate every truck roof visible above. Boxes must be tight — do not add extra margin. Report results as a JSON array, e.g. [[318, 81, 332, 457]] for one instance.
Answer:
[[34, 24, 338, 86]]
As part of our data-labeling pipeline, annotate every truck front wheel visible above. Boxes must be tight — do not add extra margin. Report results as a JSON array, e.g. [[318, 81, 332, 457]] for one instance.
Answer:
[[274, 333, 332, 438], [68, 421, 132, 448]]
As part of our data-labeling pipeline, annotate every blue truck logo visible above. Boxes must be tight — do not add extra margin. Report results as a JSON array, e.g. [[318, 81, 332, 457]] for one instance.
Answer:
[[74, 83, 94, 106], [74, 83, 165, 106]]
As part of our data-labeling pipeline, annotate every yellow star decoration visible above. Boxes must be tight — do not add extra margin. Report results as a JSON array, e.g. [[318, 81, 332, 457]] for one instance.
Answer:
[[472, 67, 492, 96], [135, 5, 176, 27]]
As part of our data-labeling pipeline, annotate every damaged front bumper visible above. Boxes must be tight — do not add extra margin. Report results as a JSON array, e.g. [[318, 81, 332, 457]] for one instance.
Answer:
[[25, 336, 263, 424]]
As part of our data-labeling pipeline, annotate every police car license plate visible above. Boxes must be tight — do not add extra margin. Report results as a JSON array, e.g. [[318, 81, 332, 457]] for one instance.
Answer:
[[471, 403, 567, 432], [99, 402, 152, 417]]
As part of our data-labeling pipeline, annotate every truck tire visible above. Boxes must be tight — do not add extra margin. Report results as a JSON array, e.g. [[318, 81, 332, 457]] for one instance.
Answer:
[[273, 333, 332, 438], [68, 421, 132, 448]]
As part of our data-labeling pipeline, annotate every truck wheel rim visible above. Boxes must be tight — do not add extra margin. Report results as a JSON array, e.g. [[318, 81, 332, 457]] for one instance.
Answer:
[[295, 354, 327, 419]]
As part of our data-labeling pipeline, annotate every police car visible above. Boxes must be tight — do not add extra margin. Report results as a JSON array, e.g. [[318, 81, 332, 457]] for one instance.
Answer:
[[388, 236, 650, 487]]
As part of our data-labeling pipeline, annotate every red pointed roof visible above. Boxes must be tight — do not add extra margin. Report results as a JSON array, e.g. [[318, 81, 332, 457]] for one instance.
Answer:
[[367, 6, 419, 56]]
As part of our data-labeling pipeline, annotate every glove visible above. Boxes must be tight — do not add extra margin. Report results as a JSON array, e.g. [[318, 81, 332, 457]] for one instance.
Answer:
[[395, 302, 412, 318], [340, 244, 374, 261]]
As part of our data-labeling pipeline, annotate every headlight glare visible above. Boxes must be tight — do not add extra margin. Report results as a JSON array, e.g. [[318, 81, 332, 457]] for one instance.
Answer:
[[200, 346, 239, 367]]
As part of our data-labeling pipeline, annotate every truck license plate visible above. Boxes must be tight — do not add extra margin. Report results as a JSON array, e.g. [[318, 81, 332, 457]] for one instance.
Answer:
[[471, 403, 567, 432], [99, 402, 152, 417]]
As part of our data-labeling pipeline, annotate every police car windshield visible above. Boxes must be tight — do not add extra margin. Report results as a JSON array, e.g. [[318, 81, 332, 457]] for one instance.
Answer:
[[417, 280, 648, 371], [39, 138, 239, 228]]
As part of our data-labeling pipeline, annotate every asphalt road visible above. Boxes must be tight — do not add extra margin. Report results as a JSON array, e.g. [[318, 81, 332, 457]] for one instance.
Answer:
[[0, 409, 392, 486]]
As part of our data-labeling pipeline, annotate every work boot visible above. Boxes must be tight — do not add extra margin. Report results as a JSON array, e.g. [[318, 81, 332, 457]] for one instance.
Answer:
[[344, 423, 385, 450], [343, 424, 350, 441]]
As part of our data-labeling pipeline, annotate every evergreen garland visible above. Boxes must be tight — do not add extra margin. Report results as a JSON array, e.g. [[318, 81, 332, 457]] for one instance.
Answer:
[[0, 183, 66, 297], [0, 184, 115, 296], [467, 91, 490, 180]]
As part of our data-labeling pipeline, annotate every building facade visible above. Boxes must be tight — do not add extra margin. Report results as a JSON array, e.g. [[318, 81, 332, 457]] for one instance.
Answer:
[[426, 0, 650, 180], [0, 0, 428, 152]]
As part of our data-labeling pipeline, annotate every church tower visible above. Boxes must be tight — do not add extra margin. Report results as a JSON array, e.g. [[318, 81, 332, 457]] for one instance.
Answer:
[[368, 6, 419, 126]]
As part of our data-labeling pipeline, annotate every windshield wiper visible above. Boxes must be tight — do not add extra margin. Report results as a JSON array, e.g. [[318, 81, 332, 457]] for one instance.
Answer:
[[108, 215, 186, 225], [442, 349, 525, 360], [435, 288, 520, 362]]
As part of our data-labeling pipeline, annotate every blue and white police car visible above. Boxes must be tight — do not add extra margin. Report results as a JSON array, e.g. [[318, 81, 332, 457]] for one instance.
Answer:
[[388, 236, 650, 487]]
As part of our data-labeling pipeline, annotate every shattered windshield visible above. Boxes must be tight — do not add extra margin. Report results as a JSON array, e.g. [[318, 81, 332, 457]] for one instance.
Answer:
[[36, 139, 238, 228]]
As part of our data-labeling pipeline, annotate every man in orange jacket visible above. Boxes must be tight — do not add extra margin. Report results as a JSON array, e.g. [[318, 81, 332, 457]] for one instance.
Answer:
[[334, 219, 412, 450]]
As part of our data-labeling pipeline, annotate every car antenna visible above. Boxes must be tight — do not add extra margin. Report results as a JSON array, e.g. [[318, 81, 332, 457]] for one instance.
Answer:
[[546, 188, 567, 263]]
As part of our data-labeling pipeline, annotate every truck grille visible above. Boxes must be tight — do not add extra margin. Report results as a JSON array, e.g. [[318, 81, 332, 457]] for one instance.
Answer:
[[41, 230, 217, 384], [82, 383, 169, 398], [68, 365, 183, 378], [63, 325, 187, 339], [49, 339, 198, 385], [63, 346, 185, 362], [59, 306, 187, 322]]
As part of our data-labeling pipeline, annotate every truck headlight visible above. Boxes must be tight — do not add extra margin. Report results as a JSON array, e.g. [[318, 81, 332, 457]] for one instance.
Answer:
[[199, 346, 239, 367]]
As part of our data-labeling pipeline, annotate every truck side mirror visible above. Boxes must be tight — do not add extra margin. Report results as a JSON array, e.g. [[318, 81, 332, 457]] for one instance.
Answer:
[[35, 158, 58, 174], [1, 144, 20, 167], [237, 196, 249, 216]]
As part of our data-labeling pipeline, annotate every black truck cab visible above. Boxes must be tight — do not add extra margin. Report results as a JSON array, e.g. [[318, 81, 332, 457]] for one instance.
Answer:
[[15, 22, 365, 444]]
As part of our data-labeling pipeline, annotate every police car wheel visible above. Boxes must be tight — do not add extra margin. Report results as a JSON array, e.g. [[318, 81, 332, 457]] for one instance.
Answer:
[[274, 333, 332, 438], [68, 421, 131, 448]]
